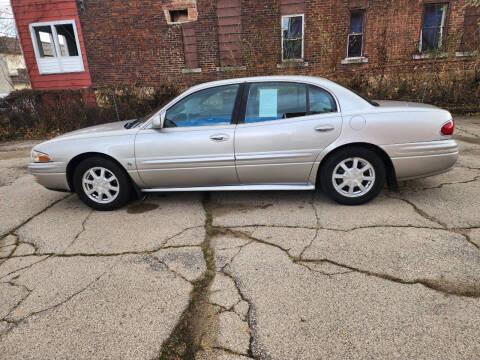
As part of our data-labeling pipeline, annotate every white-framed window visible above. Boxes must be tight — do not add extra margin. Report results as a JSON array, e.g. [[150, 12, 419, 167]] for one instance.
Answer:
[[419, 4, 448, 52], [29, 20, 84, 75], [346, 11, 365, 58], [281, 14, 304, 61]]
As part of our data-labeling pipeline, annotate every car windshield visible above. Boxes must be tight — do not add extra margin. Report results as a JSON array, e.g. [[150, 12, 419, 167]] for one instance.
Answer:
[[331, 80, 379, 107], [123, 105, 164, 129]]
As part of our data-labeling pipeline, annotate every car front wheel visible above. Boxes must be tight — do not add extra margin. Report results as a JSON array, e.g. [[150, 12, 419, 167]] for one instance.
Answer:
[[73, 157, 132, 210], [320, 147, 386, 205]]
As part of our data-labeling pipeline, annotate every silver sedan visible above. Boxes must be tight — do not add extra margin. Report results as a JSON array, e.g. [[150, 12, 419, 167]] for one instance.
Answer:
[[29, 76, 458, 210]]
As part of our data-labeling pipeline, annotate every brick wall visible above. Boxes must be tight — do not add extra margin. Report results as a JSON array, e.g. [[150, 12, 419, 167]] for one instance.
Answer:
[[75, 0, 477, 88]]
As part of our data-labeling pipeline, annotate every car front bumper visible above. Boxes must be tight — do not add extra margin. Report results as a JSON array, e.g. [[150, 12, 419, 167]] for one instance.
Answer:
[[382, 139, 459, 181], [28, 162, 71, 192]]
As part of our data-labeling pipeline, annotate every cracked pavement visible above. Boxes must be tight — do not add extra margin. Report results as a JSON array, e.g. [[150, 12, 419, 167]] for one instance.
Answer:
[[1, 116, 480, 360]]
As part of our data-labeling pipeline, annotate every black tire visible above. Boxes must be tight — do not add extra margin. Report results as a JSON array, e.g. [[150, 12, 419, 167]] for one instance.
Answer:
[[73, 157, 132, 211], [319, 147, 386, 205]]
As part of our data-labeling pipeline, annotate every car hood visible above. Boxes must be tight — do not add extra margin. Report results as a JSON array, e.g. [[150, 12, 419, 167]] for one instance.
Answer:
[[50, 120, 133, 142], [373, 100, 439, 109]]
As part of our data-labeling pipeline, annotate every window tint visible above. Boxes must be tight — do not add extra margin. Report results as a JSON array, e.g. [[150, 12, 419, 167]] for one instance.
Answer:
[[309, 86, 337, 114], [165, 84, 239, 128], [420, 4, 447, 51], [245, 82, 307, 123]]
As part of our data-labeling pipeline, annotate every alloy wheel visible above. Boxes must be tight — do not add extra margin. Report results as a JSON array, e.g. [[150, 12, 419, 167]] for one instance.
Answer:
[[331, 157, 376, 198], [82, 167, 120, 204]]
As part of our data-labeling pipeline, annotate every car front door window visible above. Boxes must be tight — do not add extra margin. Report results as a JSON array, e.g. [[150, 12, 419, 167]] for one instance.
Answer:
[[165, 84, 240, 128]]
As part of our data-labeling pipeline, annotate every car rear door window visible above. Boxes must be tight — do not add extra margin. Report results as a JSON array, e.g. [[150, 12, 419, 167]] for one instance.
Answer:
[[245, 82, 307, 123], [165, 84, 239, 128], [309, 85, 337, 114], [244, 82, 337, 123]]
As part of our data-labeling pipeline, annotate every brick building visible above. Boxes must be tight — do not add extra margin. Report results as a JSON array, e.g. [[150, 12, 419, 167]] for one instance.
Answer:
[[11, 0, 480, 91]]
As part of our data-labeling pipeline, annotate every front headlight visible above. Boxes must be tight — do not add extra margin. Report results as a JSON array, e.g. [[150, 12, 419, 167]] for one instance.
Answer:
[[31, 150, 52, 163]]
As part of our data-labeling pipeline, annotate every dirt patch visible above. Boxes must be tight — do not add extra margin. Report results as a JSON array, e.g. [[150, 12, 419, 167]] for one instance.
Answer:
[[0, 150, 30, 160], [127, 202, 159, 214], [210, 203, 273, 217], [454, 135, 480, 146]]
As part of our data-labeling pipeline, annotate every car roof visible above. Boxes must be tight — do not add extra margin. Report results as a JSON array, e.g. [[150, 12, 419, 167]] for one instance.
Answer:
[[188, 75, 337, 91], [184, 75, 373, 113]]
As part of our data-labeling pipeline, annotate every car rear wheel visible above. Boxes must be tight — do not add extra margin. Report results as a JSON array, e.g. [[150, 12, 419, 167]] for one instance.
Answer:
[[320, 147, 386, 205], [73, 157, 132, 210]]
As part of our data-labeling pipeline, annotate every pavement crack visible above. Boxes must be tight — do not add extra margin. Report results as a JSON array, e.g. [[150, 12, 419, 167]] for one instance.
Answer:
[[300, 258, 480, 298], [4, 263, 113, 326], [299, 192, 321, 259], [0, 226, 206, 260], [455, 127, 479, 138], [387, 193, 448, 228], [148, 254, 192, 284], [156, 193, 218, 360], [388, 193, 480, 250], [401, 175, 480, 191], [211, 346, 252, 357], [1, 280, 32, 326], [0, 255, 51, 281], [219, 269, 256, 359], [0, 194, 71, 240], [63, 209, 94, 253]]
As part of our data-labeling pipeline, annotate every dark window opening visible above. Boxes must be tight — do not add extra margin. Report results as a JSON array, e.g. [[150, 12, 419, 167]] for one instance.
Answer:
[[55, 23, 79, 56], [347, 11, 364, 58], [169, 9, 189, 23], [420, 4, 448, 52]]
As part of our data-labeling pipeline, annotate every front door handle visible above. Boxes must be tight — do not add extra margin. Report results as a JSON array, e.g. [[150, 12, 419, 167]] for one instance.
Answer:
[[315, 125, 335, 132], [210, 134, 229, 142]]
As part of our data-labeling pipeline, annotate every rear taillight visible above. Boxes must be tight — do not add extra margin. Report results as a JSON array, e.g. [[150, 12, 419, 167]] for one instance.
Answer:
[[441, 120, 454, 136]]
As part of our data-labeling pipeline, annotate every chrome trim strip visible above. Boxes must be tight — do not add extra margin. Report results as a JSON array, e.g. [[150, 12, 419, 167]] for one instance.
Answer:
[[137, 165, 236, 172], [141, 156, 234, 165], [142, 184, 315, 192], [390, 152, 459, 161], [381, 140, 458, 158], [235, 152, 315, 161], [28, 162, 65, 172]]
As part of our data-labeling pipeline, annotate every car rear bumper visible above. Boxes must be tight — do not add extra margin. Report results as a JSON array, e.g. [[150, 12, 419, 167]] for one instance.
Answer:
[[28, 162, 71, 192], [382, 139, 458, 181]]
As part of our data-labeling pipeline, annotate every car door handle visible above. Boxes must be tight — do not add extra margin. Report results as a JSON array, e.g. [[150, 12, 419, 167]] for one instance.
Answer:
[[315, 125, 335, 132], [210, 134, 229, 142]]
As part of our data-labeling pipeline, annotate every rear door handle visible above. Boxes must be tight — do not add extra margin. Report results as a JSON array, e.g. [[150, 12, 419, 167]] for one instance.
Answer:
[[315, 125, 335, 132], [210, 134, 229, 142]]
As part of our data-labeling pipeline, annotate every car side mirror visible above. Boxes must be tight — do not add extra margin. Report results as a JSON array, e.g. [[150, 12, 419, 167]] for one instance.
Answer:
[[151, 112, 165, 129]]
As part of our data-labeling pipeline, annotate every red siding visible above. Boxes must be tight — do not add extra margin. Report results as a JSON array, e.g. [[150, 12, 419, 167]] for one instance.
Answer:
[[11, 0, 92, 90]]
